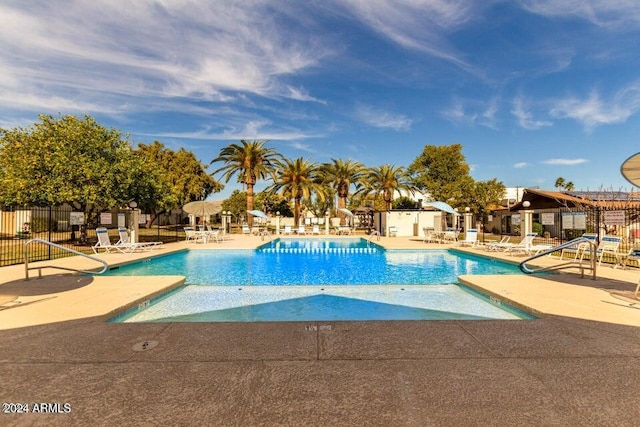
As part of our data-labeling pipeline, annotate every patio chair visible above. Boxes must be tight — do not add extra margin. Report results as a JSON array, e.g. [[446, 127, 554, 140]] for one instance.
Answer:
[[242, 225, 251, 235], [484, 236, 510, 251], [184, 226, 207, 244], [298, 225, 306, 235], [559, 233, 597, 260], [423, 228, 438, 244], [388, 226, 398, 237], [93, 227, 141, 254], [312, 225, 320, 235], [593, 235, 623, 267], [503, 233, 541, 255], [282, 225, 292, 235], [117, 227, 162, 250], [457, 229, 478, 247]]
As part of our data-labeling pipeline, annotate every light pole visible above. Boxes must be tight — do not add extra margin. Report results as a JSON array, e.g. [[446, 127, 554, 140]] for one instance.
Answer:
[[128, 201, 139, 243], [276, 211, 281, 235]]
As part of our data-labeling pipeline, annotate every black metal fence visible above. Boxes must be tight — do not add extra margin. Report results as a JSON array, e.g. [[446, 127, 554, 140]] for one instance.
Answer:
[[0, 206, 189, 266], [488, 206, 640, 254]]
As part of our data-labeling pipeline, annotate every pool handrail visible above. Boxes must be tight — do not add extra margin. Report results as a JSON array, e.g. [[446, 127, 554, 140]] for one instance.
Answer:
[[518, 236, 598, 279], [24, 238, 109, 280]]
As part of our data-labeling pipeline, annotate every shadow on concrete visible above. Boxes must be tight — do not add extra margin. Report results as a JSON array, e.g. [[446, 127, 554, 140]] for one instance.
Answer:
[[0, 274, 94, 298]]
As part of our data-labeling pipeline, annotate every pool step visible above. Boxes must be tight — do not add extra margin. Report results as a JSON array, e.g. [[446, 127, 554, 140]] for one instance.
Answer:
[[259, 247, 379, 254]]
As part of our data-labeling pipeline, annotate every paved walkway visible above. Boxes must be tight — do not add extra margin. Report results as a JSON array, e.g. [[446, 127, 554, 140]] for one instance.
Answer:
[[1, 234, 640, 426]]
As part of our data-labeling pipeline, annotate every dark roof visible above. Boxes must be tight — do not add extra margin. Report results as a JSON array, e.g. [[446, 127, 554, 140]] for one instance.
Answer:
[[509, 188, 640, 210]]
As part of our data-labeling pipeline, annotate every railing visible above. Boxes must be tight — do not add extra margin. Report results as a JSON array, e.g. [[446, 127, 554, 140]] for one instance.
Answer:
[[24, 238, 108, 280], [518, 237, 598, 279]]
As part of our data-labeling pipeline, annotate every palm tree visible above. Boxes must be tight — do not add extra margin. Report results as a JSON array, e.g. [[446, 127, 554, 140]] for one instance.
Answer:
[[361, 164, 415, 211], [211, 140, 282, 227], [266, 157, 326, 227], [319, 158, 366, 225]]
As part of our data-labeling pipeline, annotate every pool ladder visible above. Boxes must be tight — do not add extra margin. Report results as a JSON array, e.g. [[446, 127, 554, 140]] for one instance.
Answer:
[[24, 238, 108, 280], [518, 237, 598, 279]]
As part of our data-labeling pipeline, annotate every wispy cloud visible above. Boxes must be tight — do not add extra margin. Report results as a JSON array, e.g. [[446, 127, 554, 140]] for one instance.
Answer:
[[0, 1, 329, 118], [145, 119, 323, 142], [542, 158, 589, 166], [519, 0, 640, 28], [514, 162, 529, 168], [512, 97, 553, 130], [354, 104, 413, 131], [442, 97, 499, 129], [333, 0, 481, 67], [549, 82, 640, 131]]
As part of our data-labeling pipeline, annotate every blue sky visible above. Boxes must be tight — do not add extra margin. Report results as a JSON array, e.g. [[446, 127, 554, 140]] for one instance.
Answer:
[[2, 1, 640, 199]]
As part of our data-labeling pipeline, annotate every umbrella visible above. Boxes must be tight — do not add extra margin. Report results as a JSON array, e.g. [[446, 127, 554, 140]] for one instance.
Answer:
[[182, 201, 223, 217], [422, 201, 460, 216], [338, 208, 354, 216], [621, 152, 640, 187], [247, 209, 268, 219]]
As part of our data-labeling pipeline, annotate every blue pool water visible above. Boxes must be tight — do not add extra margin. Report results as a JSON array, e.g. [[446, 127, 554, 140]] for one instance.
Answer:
[[108, 238, 531, 322], [106, 239, 521, 286]]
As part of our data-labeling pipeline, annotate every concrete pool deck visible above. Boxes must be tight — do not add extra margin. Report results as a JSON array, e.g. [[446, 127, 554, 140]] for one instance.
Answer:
[[1, 234, 640, 425]]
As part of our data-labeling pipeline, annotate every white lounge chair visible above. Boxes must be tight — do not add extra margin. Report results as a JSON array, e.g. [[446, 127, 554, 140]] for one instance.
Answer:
[[117, 227, 162, 250], [484, 236, 510, 251], [559, 233, 598, 260], [297, 225, 306, 235], [242, 225, 251, 235], [457, 229, 478, 247], [282, 225, 292, 235], [312, 225, 320, 235], [388, 226, 398, 237], [503, 233, 541, 255], [594, 235, 622, 267], [93, 227, 141, 253]]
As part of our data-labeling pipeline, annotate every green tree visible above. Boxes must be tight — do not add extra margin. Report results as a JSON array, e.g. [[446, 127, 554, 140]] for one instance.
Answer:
[[221, 190, 247, 225], [136, 141, 223, 227], [360, 164, 415, 211], [408, 143, 474, 205], [211, 140, 282, 227], [254, 192, 293, 217], [266, 157, 326, 227], [319, 158, 366, 225], [554, 177, 575, 191], [466, 178, 506, 216], [392, 196, 418, 210], [0, 114, 134, 208]]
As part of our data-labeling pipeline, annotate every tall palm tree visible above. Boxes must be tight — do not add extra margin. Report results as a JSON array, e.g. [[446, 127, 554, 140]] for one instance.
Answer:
[[361, 164, 416, 211], [266, 157, 326, 227], [211, 140, 282, 226], [319, 158, 366, 225]]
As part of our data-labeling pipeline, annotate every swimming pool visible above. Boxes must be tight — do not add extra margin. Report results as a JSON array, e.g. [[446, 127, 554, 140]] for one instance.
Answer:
[[109, 238, 532, 322]]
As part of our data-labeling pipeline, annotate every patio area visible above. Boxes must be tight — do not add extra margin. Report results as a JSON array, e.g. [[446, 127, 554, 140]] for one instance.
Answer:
[[1, 235, 640, 425]]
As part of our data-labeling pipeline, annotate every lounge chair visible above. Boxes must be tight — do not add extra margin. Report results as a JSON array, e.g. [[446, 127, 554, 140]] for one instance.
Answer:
[[117, 227, 162, 250], [312, 225, 320, 235], [388, 226, 398, 237], [559, 233, 597, 260], [93, 227, 142, 253], [503, 233, 543, 255], [242, 225, 251, 235], [298, 225, 306, 235], [484, 236, 510, 251], [594, 235, 622, 267], [457, 229, 478, 247], [282, 225, 292, 235]]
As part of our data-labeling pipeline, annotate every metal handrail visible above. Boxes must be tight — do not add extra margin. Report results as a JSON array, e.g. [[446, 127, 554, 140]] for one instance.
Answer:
[[24, 238, 109, 280], [518, 237, 598, 279]]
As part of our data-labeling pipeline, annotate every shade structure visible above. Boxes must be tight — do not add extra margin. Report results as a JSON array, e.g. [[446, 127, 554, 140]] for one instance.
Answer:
[[423, 201, 460, 216], [247, 209, 268, 219], [338, 208, 354, 216], [182, 200, 222, 217], [621, 152, 640, 187]]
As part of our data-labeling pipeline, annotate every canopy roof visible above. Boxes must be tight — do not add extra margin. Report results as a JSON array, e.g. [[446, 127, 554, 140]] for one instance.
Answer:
[[247, 209, 268, 219], [423, 201, 460, 216]]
